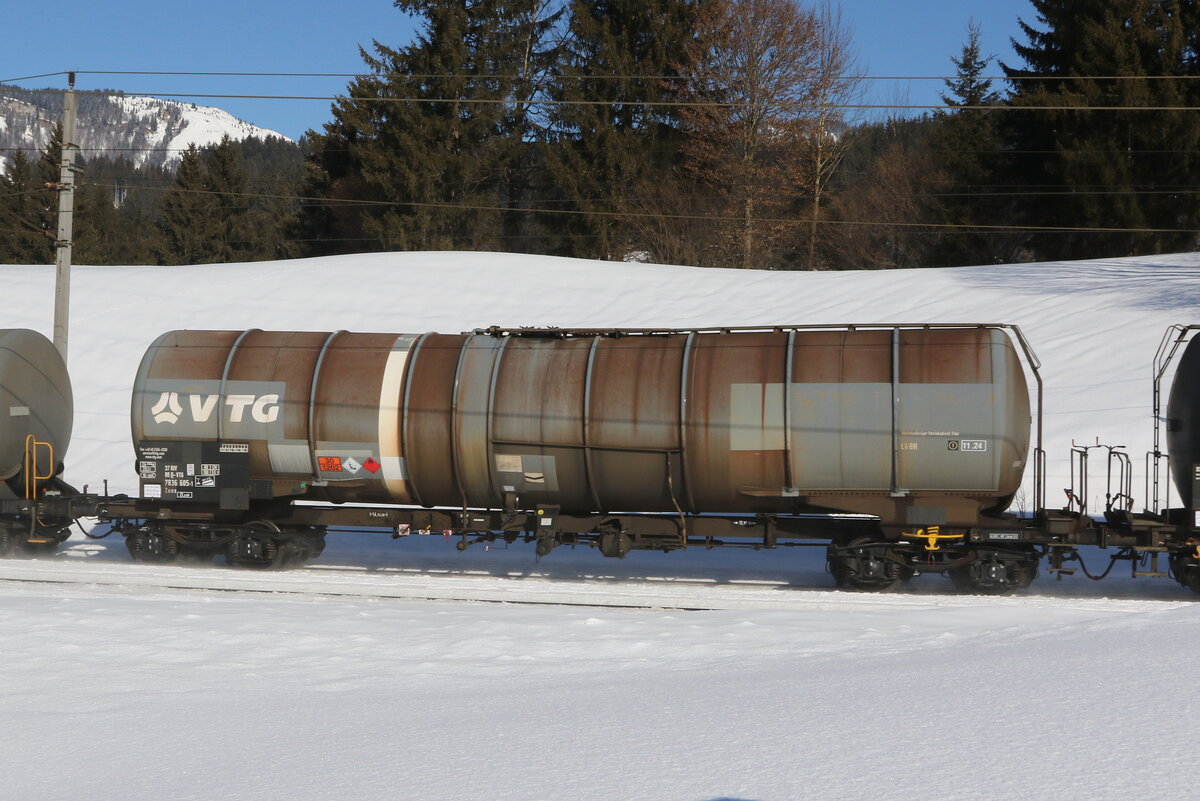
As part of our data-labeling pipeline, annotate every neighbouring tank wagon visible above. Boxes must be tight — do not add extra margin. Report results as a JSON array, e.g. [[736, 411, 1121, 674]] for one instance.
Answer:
[[1167, 334, 1200, 510], [0, 329, 76, 552]]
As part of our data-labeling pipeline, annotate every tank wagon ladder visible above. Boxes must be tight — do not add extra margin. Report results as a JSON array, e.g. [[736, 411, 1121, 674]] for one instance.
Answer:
[[14, 434, 58, 548], [22, 434, 55, 503]]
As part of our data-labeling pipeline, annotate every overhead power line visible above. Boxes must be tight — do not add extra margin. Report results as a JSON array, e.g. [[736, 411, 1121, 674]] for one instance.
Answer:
[[9, 69, 1200, 83], [5, 90, 1190, 112], [81, 180, 1200, 237]]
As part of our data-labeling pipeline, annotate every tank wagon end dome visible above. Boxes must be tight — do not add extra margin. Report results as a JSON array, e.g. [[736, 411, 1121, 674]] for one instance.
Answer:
[[0, 329, 73, 482]]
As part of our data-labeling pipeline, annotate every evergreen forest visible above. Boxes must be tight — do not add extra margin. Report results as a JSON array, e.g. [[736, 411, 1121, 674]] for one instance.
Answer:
[[3, 0, 1199, 270]]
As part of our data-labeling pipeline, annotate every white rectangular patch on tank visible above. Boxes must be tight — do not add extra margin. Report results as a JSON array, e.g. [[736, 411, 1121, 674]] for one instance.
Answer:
[[730, 383, 784, 451], [8, 406, 29, 416], [381, 456, 407, 481]]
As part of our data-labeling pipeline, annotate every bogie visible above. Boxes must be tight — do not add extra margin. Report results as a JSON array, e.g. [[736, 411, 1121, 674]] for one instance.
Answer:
[[828, 537, 915, 593], [947, 549, 1039, 596]]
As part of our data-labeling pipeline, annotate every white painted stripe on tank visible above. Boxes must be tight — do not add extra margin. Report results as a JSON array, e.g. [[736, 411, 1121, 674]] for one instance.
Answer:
[[378, 335, 418, 500]]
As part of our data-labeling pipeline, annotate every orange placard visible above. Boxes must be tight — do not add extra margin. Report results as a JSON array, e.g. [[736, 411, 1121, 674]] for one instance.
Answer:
[[318, 456, 343, 472]]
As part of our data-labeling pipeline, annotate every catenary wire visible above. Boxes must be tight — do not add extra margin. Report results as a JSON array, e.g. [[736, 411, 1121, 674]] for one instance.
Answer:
[[77, 180, 1200, 236]]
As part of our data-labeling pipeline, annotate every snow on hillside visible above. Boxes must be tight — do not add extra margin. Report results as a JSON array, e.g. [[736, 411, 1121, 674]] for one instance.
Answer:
[[2, 251, 1200, 801], [112, 95, 291, 165], [0, 89, 289, 171]]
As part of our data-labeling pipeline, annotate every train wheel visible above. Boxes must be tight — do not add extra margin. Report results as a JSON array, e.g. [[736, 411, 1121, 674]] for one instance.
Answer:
[[948, 551, 1035, 596], [829, 537, 914, 593], [271, 538, 311, 570], [226, 521, 282, 569], [227, 522, 320, 570], [126, 527, 180, 563]]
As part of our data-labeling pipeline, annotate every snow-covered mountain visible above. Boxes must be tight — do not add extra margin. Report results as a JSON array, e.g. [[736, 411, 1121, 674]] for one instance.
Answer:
[[0, 85, 291, 173]]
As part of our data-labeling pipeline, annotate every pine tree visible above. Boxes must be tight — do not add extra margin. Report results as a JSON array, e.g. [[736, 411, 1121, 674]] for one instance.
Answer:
[[0, 151, 54, 263], [297, 0, 561, 255], [157, 145, 223, 264], [928, 21, 1016, 266], [240, 135, 305, 260], [74, 155, 169, 265], [203, 137, 253, 262], [0, 127, 61, 264], [543, 0, 703, 260], [1003, 0, 1200, 259]]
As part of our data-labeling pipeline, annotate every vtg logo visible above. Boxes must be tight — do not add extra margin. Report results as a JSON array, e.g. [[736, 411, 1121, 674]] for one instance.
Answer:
[[150, 391, 281, 425]]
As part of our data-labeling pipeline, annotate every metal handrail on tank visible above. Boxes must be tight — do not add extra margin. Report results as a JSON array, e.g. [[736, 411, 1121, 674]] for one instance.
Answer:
[[1068, 442, 1091, 516], [1109, 448, 1133, 513], [1149, 324, 1200, 515], [22, 434, 54, 501], [1067, 439, 1132, 518], [473, 321, 1047, 519]]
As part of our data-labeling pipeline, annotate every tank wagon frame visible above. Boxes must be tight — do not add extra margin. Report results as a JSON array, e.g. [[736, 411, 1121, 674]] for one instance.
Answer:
[[5, 322, 1200, 596]]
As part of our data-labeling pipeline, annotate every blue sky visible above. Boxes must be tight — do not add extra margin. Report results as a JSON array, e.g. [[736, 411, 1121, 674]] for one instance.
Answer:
[[7, 0, 1037, 140]]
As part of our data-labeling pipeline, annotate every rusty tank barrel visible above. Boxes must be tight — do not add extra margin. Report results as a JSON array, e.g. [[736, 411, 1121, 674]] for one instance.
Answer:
[[131, 325, 1032, 527], [0, 329, 73, 486]]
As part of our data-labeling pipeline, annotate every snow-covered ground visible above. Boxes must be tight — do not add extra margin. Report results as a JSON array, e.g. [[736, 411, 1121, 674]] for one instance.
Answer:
[[2, 251, 1199, 800]]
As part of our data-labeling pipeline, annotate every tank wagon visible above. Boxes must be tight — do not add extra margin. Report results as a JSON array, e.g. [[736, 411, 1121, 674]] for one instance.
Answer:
[[0, 329, 78, 553], [89, 323, 1041, 591], [10, 321, 1200, 597]]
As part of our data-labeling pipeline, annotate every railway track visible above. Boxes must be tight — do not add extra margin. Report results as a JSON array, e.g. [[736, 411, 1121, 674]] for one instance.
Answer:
[[0, 549, 1191, 612], [0, 555, 850, 611]]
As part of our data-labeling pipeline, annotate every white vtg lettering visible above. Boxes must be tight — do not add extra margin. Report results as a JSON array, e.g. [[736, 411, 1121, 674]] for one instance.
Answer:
[[190, 394, 218, 422], [225, 393, 281, 424], [151, 391, 281, 425]]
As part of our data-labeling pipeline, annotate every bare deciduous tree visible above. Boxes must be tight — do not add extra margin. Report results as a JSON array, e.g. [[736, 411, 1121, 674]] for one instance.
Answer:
[[827, 133, 941, 269], [801, 1, 862, 269], [674, 0, 823, 269]]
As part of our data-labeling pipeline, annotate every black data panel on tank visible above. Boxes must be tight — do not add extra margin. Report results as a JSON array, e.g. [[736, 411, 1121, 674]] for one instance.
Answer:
[[137, 441, 250, 506]]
